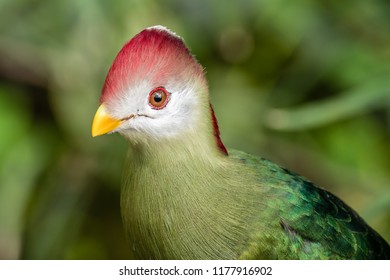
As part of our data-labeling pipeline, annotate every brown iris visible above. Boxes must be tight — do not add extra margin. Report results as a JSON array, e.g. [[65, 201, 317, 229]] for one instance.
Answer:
[[148, 87, 170, 109]]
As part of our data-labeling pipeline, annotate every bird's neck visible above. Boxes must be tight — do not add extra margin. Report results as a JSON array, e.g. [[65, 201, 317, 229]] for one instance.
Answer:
[[121, 128, 253, 259]]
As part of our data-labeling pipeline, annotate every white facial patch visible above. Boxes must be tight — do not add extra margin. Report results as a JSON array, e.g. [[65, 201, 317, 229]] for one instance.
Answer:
[[105, 77, 204, 141]]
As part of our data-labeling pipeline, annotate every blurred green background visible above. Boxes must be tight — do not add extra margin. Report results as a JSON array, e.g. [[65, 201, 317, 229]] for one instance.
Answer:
[[0, 0, 389, 259]]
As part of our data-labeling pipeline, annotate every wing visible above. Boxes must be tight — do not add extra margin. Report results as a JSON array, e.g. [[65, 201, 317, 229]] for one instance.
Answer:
[[231, 150, 390, 259]]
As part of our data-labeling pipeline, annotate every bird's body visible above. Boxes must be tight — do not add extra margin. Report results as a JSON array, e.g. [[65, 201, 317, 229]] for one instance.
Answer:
[[122, 146, 389, 259], [92, 26, 390, 259]]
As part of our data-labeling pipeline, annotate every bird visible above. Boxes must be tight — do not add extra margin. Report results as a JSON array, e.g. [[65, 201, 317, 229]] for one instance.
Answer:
[[91, 25, 390, 259]]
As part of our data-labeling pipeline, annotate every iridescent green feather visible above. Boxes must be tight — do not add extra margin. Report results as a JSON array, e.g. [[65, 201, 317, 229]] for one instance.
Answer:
[[231, 150, 390, 259]]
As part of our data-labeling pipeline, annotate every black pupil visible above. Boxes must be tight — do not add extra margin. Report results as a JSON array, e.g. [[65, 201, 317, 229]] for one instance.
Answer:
[[154, 92, 163, 103]]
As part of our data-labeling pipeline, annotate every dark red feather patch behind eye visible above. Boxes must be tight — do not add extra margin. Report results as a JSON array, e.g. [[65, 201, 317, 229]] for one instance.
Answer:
[[210, 104, 228, 155]]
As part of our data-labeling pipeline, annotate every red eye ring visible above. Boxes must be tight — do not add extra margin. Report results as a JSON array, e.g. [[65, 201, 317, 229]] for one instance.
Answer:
[[148, 87, 170, 110]]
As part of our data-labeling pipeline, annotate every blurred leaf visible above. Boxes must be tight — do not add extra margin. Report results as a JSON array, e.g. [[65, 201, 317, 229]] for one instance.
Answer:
[[0, 90, 58, 259], [264, 80, 390, 131]]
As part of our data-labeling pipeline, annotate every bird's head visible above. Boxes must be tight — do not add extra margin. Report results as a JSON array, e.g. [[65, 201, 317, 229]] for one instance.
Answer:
[[92, 26, 227, 154]]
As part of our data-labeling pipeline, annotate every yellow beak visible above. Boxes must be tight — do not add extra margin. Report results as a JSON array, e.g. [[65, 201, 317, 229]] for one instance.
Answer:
[[92, 104, 122, 137]]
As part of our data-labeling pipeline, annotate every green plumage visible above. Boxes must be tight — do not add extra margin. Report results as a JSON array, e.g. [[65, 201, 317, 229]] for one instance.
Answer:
[[233, 151, 390, 259], [120, 139, 390, 259]]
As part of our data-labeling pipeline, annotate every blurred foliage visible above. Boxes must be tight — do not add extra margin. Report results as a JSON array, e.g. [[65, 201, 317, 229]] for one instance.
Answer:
[[0, 0, 389, 259]]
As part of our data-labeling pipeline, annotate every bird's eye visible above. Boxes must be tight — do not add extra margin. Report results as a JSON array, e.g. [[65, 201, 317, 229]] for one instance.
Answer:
[[148, 87, 170, 110]]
